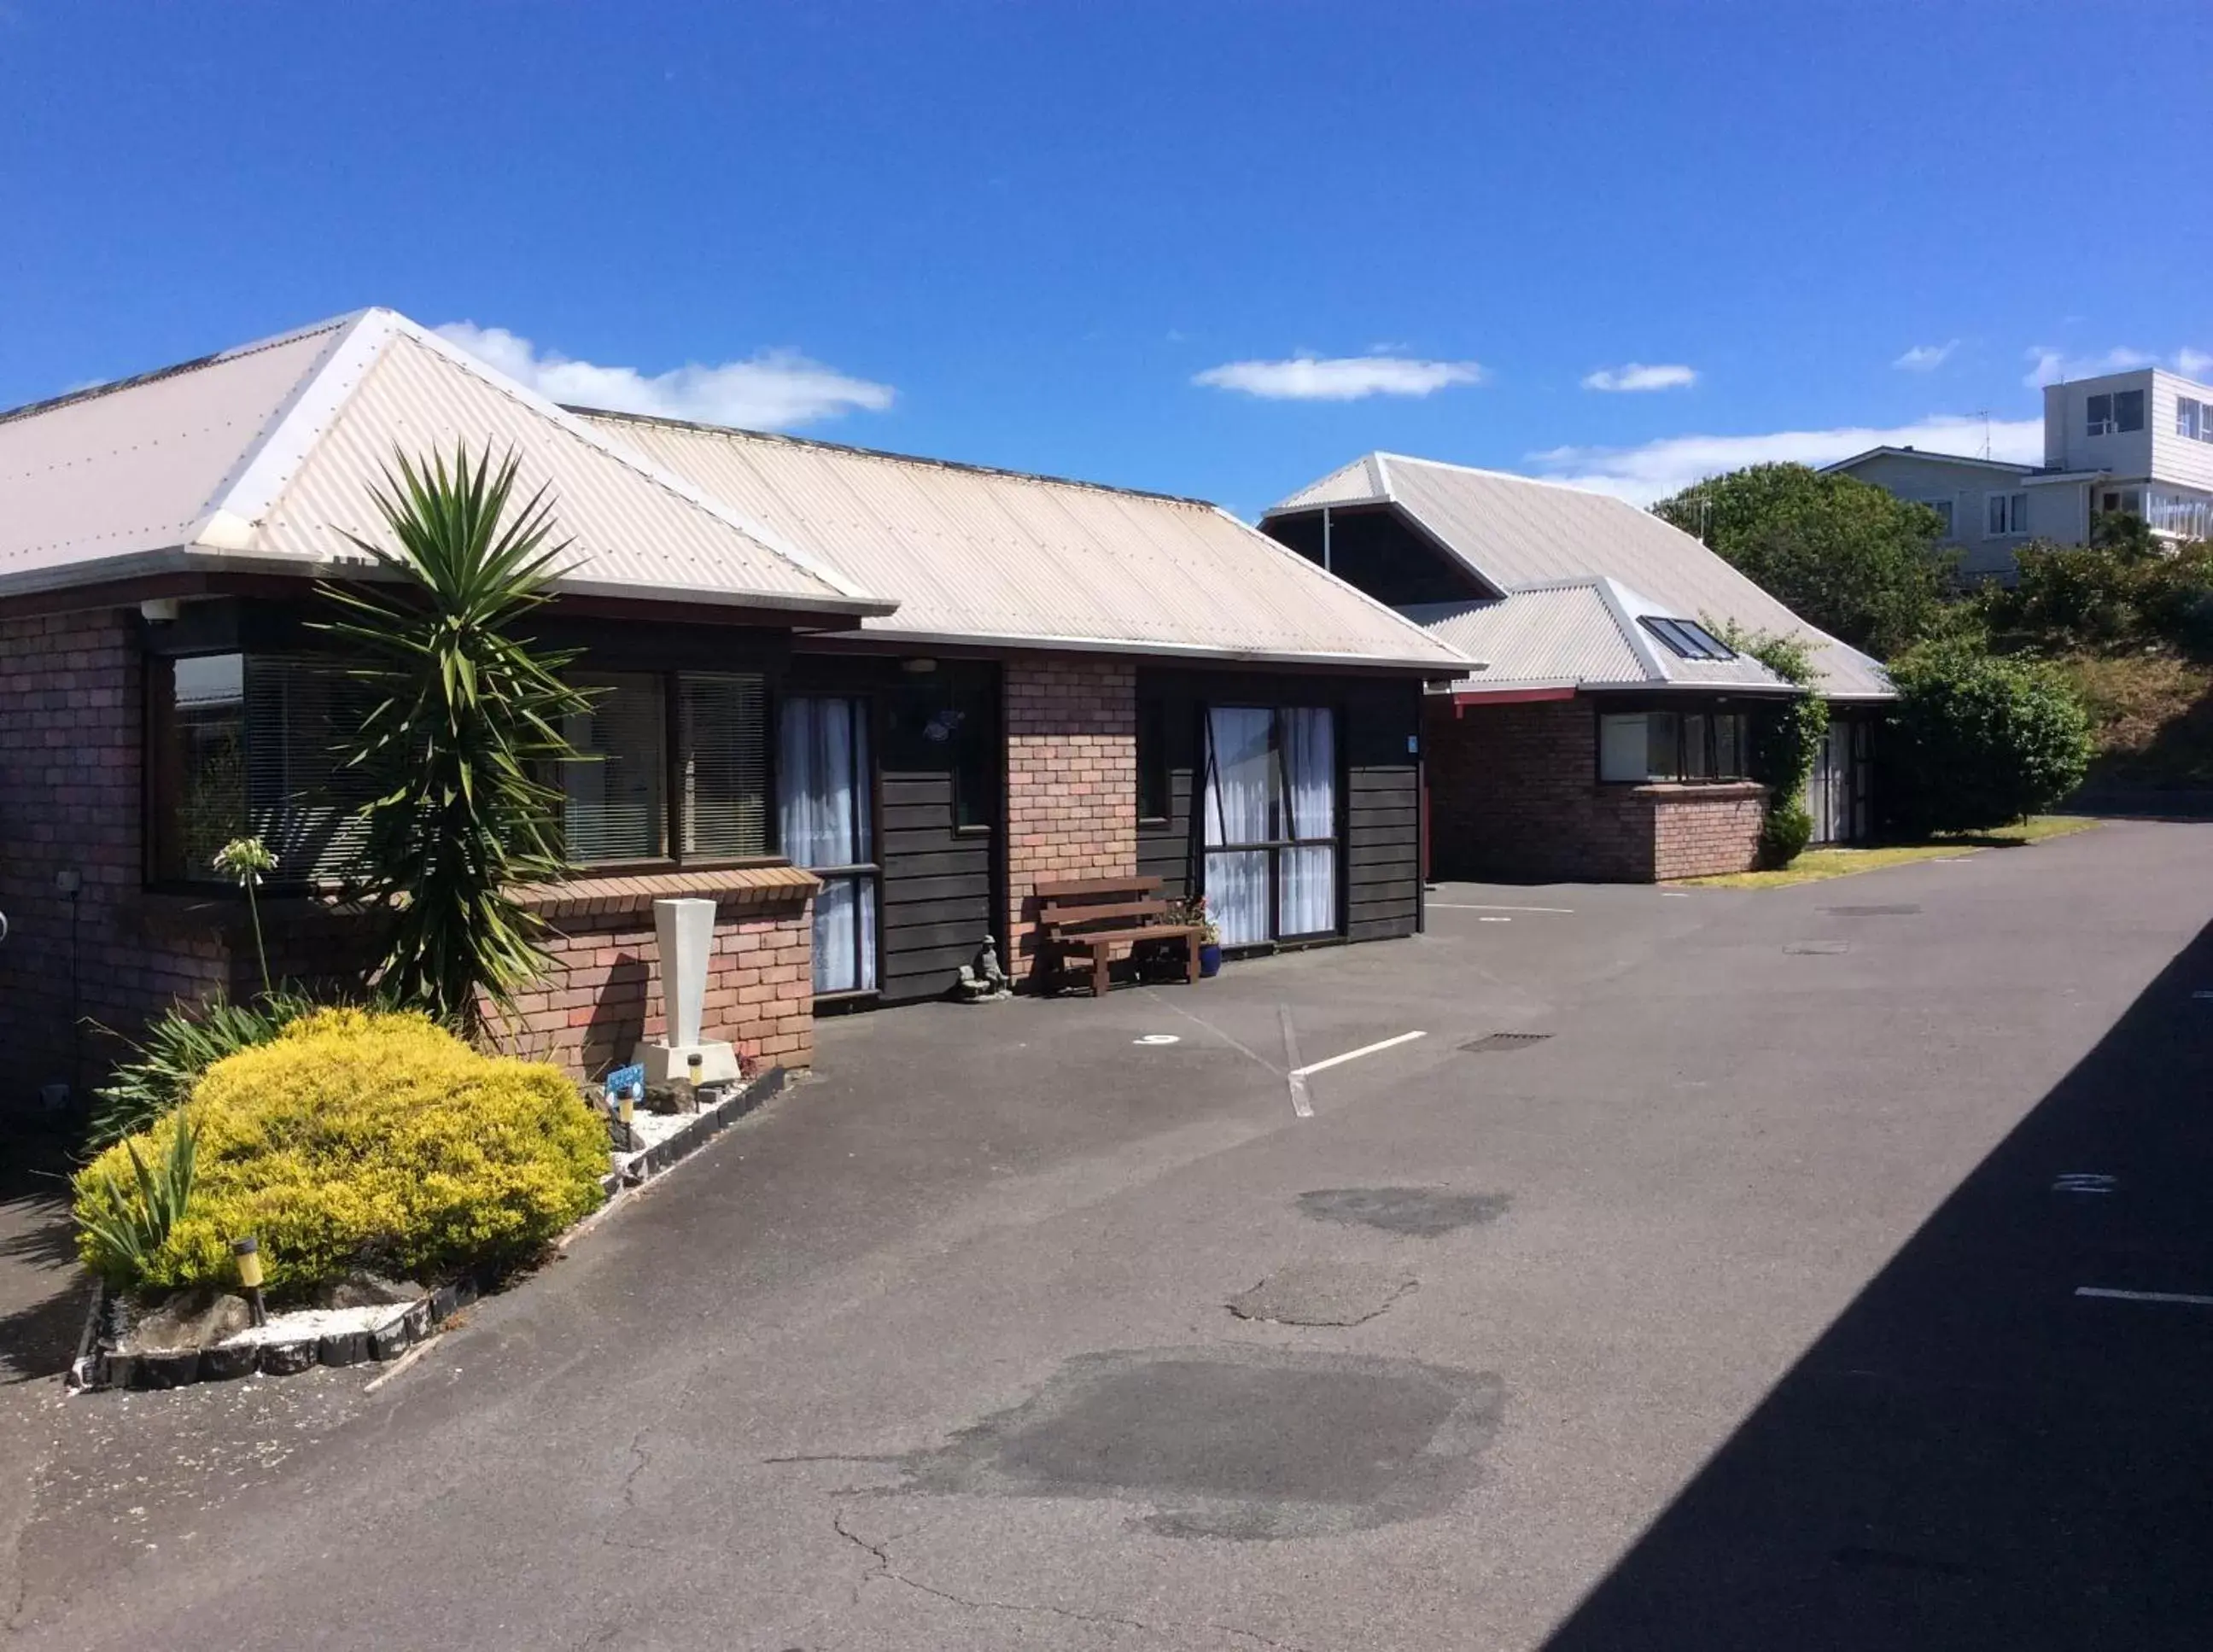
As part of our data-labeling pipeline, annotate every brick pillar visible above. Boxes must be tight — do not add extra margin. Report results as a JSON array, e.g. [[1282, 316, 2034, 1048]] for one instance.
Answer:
[[1004, 655, 1136, 978]]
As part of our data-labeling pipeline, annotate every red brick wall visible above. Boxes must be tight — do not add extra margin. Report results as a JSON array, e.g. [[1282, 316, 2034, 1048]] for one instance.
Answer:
[[1650, 784, 1767, 880], [0, 609, 219, 1097], [1424, 696, 1766, 884], [1005, 655, 1136, 972], [488, 885, 815, 1077]]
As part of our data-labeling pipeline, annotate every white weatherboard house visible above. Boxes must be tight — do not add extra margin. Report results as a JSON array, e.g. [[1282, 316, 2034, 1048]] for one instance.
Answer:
[[1827, 365, 2213, 580]]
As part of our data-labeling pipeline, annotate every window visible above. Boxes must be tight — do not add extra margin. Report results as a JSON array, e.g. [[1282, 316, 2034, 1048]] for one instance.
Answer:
[[149, 654, 376, 886], [677, 674, 768, 859], [1638, 616, 1736, 662], [884, 674, 996, 832], [1985, 491, 2029, 536], [563, 674, 669, 864], [1597, 709, 1752, 783], [1201, 705, 1337, 945], [2087, 389, 2145, 436], [2180, 397, 2213, 443], [1919, 498, 1956, 537], [1136, 698, 1170, 821]]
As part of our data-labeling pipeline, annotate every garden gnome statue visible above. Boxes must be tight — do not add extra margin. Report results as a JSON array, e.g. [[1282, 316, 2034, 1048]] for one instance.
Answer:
[[638, 898, 741, 1085]]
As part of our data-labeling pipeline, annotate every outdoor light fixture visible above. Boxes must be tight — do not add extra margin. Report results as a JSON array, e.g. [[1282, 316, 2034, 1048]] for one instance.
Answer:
[[232, 1236, 268, 1327], [900, 657, 937, 674], [138, 598, 180, 623]]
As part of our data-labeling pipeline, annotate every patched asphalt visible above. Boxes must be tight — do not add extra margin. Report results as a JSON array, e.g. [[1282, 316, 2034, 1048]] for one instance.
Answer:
[[9, 820, 2213, 1650]]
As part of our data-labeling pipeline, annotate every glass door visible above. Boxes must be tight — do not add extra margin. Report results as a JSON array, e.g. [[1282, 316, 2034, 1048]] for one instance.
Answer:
[[1201, 705, 1339, 946], [778, 696, 878, 994]]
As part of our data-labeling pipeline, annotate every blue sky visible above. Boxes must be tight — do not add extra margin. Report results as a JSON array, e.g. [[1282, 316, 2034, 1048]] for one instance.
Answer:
[[3, 1, 2208, 514]]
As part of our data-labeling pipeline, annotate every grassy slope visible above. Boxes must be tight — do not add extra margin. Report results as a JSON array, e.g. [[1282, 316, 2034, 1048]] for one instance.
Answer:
[[2054, 650, 2213, 787]]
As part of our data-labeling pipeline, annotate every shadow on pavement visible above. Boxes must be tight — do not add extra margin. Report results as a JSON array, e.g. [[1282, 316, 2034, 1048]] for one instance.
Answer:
[[1543, 917, 2213, 1651], [0, 1132, 89, 1384]]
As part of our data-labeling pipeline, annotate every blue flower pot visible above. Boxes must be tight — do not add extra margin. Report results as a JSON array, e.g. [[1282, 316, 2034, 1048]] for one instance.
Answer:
[[1199, 943, 1223, 978]]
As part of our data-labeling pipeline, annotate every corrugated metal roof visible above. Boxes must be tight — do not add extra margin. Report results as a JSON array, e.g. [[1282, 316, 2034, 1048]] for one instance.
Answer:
[[1272, 453, 1390, 511], [1264, 453, 1893, 699], [1404, 578, 1793, 694], [582, 413, 1471, 671], [0, 310, 885, 617]]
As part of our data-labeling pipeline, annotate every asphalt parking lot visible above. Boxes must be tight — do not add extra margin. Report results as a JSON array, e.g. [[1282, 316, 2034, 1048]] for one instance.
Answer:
[[8, 818, 2213, 1649]]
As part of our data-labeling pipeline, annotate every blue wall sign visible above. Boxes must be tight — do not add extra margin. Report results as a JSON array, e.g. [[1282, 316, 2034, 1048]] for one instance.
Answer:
[[604, 1063, 646, 1100]]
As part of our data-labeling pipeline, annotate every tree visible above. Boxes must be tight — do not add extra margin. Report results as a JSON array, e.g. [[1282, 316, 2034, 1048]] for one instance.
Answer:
[[320, 445, 594, 1032], [1653, 464, 1955, 659], [1881, 641, 2092, 835], [1716, 622, 1827, 865]]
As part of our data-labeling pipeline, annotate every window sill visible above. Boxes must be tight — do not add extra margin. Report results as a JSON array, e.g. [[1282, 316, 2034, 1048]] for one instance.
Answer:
[[1624, 779, 1766, 801]]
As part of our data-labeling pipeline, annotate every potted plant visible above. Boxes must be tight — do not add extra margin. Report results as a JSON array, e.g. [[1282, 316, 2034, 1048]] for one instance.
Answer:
[[1170, 896, 1223, 978]]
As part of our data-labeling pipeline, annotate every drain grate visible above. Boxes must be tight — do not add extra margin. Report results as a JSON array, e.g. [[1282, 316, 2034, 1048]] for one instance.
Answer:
[[1459, 1032, 1552, 1053], [1824, 903, 1922, 917]]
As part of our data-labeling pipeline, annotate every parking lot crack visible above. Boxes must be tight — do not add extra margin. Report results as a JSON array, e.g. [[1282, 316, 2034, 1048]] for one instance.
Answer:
[[832, 1509, 1312, 1649]]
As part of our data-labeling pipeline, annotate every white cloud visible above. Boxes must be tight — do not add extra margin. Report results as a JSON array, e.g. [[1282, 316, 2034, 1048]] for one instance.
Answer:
[[1892, 341, 1958, 371], [1527, 414, 2045, 505], [2021, 345, 2156, 388], [434, 321, 894, 429], [2179, 347, 2213, 379], [1581, 362, 1697, 393], [1192, 354, 1483, 401]]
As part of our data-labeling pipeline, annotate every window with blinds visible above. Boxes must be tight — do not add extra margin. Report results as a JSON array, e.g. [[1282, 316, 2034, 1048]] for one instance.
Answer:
[[244, 657, 378, 884], [563, 674, 669, 865], [678, 673, 768, 859]]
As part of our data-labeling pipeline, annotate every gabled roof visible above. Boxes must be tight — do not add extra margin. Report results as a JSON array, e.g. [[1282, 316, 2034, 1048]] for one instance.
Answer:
[[1822, 445, 2037, 477], [1264, 452, 1892, 700], [0, 309, 890, 618], [579, 412, 1472, 673], [1404, 578, 1795, 696]]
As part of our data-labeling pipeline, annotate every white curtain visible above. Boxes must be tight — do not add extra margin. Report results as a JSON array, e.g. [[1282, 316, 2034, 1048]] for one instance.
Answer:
[[1278, 708, 1336, 935], [1204, 707, 1275, 948], [780, 698, 877, 992]]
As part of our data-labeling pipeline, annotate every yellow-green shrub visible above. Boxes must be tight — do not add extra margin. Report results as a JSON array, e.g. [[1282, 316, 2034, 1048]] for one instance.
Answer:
[[73, 1008, 605, 1292]]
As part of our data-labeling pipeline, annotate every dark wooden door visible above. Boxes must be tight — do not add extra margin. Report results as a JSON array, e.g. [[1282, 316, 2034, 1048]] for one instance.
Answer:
[[876, 665, 999, 1003]]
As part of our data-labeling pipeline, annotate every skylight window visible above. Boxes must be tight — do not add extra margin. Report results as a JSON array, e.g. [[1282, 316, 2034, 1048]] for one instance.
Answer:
[[1638, 616, 1737, 662]]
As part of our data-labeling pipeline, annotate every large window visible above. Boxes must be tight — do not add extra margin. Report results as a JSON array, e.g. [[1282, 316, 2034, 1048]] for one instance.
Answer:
[[1201, 705, 1337, 946], [1598, 709, 1751, 784], [562, 671, 768, 866], [2179, 397, 2213, 444], [780, 696, 877, 994], [149, 654, 375, 886], [2087, 389, 2144, 436]]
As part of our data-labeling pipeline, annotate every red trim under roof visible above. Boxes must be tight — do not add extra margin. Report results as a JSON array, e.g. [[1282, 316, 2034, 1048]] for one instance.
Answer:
[[1450, 686, 1578, 712]]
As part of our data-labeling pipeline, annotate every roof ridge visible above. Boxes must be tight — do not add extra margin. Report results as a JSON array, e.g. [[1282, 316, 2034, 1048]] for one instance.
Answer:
[[0, 308, 368, 429], [572, 405, 1218, 510]]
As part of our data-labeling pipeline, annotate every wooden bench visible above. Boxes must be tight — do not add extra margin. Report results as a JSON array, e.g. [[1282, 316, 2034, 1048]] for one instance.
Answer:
[[1034, 874, 1202, 998]]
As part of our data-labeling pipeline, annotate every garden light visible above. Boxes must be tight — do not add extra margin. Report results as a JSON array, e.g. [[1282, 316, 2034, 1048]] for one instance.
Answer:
[[232, 1235, 268, 1327]]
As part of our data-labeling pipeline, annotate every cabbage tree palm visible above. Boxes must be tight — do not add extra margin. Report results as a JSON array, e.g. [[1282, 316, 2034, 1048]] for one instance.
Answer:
[[322, 444, 593, 1032]]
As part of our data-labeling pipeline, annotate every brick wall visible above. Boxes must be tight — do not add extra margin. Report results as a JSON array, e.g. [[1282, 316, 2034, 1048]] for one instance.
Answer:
[[0, 608, 214, 1098], [1005, 655, 1136, 974], [1424, 696, 1766, 884], [488, 880, 815, 1077], [1650, 784, 1766, 880]]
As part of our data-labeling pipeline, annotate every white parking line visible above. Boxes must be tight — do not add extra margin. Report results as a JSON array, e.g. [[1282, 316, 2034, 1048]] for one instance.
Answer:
[[1279, 1005, 1312, 1118], [1429, 903, 1575, 914], [2075, 1286, 2213, 1307], [1292, 1030, 1428, 1079]]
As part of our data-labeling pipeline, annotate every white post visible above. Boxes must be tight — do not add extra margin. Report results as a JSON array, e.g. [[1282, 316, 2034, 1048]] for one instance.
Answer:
[[638, 896, 740, 1086]]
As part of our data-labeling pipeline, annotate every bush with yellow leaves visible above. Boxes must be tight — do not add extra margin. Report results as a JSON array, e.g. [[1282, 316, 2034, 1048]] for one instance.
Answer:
[[73, 1007, 606, 1293]]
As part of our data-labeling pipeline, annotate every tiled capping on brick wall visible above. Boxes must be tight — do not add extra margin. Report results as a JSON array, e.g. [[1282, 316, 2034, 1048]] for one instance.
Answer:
[[1006, 655, 1136, 975], [0, 608, 169, 1095], [1647, 782, 1766, 881], [488, 867, 820, 1077]]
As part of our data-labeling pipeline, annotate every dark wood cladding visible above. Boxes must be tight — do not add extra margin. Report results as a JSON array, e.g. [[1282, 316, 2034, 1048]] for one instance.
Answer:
[[788, 653, 1001, 1006], [1135, 668, 1424, 944]]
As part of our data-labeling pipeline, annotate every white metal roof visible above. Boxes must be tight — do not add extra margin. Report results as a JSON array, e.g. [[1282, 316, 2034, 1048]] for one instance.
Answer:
[[581, 413, 1472, 672], [1266, 452, 1893, 700], [1404, 579, 1795, 695], [0, 310, 887, 617]]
